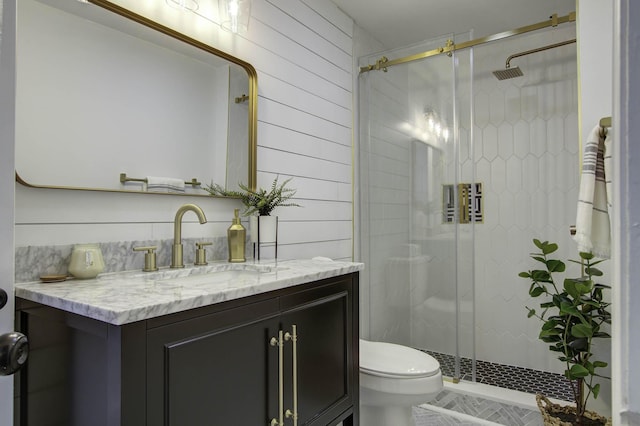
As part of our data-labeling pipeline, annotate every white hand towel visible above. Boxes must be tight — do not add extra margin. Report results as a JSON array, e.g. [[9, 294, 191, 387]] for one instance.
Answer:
[[146, 176, 185, 193], [573, 125, 611, 258]]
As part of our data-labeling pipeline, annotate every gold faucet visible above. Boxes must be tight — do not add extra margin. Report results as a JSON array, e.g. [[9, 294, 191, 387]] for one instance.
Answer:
[[171, 204, 207, 268]]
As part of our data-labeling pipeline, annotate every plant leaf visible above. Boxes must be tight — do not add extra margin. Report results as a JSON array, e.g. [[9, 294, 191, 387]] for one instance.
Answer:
[[531, 270, 551, 282], [579, 251, 595, 260], [592, 383, 601, 399], [560, 302, 582, 318], [546, 259, 565, 272], [564, 279, 580, 299], [567, 337, 588, 350], [575, 280, 594, 295], [542, 242, 558, 255], [586, 267, 604, 276], [539, 328, 562, 338], [530, 286, 545, 297], [567, 364, 590, 379]]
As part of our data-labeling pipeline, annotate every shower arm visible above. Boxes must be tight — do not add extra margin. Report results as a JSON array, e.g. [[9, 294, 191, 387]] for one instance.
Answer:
[[505, 38, 576, 69]]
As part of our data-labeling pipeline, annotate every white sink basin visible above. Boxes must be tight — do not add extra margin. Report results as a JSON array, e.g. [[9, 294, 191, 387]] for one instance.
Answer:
[[159, 268, 263, 286], [101, 263, 275, 283]]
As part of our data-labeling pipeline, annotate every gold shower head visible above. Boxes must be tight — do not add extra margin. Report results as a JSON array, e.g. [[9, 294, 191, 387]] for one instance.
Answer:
[[492, 38, 576, 81], [492, 66, 524, 80]]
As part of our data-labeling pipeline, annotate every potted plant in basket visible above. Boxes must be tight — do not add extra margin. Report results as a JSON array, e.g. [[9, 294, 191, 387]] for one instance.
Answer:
[[204, 176, 301, 243], [519, 239, 611, 426]]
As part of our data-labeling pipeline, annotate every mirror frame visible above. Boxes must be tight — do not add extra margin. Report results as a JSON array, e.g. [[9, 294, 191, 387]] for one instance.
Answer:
[[15, 0, 257, 193]]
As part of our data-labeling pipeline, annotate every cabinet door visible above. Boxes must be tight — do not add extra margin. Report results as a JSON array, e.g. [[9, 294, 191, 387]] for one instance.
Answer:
[[146, 299, 280, 426], [280, 277, 356, 425]]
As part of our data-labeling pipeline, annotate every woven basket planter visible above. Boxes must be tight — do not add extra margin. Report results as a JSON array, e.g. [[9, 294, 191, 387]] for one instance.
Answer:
[[536, 394, 612, 426]]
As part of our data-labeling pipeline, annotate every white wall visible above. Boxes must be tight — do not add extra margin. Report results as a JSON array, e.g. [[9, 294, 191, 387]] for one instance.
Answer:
[[577, 1, 613, 145], [575, 0, 614, 416], [613, 1, 640, 423], [14, 0, 355, 262], [0, 0, 17, 422]]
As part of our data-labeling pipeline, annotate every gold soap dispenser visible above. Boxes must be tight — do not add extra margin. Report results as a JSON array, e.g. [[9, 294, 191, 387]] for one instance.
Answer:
[[227, 209, 246, 263]]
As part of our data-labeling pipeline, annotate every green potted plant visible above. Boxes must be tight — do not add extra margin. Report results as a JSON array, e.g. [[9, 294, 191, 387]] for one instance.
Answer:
[[519, 239, 611, 426], [204, 176, 301, 244], [204, 176, 301, 216]]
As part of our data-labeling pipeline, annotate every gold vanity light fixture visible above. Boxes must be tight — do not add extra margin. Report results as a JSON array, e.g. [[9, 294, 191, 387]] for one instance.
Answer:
[[165, 0, 199, 12], [218, 0, 252, 33]]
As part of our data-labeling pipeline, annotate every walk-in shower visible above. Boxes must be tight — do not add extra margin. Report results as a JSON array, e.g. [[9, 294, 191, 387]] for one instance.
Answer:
[[358, 12, 579, 398]]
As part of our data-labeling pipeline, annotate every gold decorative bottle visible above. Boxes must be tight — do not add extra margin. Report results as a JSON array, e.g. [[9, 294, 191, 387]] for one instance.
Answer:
[[227, 209, 246, 263]]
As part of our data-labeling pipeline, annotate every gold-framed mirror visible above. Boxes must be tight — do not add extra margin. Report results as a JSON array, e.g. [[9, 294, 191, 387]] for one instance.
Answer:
[[15, 0, 257, 195]]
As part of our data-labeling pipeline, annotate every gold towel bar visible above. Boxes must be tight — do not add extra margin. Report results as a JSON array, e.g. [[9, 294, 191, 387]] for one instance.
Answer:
[[119, 173, 201, 187]]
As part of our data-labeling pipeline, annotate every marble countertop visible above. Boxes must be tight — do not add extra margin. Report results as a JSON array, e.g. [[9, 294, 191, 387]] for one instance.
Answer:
[[15, 258, 364, 325]]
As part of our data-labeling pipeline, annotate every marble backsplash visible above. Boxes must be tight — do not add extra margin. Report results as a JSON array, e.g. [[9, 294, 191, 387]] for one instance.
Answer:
[[15, 237, 250, 283]]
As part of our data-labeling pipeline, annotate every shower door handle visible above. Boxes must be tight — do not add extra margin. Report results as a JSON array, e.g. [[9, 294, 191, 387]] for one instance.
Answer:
[[458, 183, 470, 223]]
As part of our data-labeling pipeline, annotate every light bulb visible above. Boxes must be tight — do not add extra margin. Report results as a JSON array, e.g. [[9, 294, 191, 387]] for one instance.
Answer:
[[219, 0, 251, 33], [165, 0, 199, 12]]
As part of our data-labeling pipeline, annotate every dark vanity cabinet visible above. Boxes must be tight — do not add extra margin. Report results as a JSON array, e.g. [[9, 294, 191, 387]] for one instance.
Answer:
[[15, 273, 359, 426]]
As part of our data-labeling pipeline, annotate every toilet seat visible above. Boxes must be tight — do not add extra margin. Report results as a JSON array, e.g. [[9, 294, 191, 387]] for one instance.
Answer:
[[360, 340, 440, 379]]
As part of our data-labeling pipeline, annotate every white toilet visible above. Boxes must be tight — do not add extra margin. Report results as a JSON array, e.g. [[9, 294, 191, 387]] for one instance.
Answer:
[[359, 339, 443, 426]]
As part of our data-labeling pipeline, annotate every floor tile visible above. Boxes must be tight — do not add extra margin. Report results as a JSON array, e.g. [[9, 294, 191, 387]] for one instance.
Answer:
[[424, 350, 573, 401]]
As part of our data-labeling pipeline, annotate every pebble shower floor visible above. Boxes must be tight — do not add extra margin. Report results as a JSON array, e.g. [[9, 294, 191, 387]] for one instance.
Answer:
[[424, 350, 574, 401]]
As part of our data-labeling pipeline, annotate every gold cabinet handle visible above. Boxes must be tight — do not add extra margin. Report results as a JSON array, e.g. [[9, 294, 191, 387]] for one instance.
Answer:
[[284, 325, 298, 426], [269, 331, 284, 426]]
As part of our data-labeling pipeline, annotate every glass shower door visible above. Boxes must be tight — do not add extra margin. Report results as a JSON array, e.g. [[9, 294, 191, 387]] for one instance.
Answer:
[[358, 33, 474, 381]]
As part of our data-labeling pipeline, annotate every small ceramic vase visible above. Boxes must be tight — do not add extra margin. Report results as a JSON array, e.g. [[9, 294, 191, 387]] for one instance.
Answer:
[[68, 244, 105, 279]]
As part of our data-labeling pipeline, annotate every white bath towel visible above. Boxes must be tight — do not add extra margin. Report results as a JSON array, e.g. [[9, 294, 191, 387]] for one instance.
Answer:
[[573, 125, 611, 258], [146, 176, 185, 193]]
